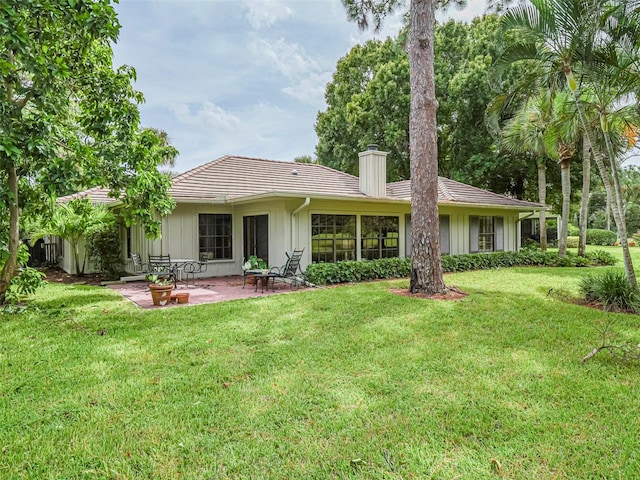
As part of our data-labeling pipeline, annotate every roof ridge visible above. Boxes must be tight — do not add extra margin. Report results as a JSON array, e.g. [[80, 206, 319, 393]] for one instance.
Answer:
[[172, 155, 230, 184], [171, 155, 360, 181], [441, 176, 526, 201], [437, 176, 454, 201]]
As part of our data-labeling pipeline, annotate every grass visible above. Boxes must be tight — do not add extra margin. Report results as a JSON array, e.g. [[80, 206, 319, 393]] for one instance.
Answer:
[[2, 250, 640, 478]]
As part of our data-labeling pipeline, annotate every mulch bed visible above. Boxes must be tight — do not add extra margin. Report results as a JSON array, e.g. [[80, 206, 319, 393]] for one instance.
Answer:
[[41, 267, 105, 286]]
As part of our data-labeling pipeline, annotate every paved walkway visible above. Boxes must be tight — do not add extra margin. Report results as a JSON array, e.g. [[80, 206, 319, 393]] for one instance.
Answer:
[[107, 275, 298, 309]]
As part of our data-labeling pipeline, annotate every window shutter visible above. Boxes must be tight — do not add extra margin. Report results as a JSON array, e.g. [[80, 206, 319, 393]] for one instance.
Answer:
[[469, 216, 479, 253], [495, 216, 504, 251], [439, 215, 450, 255]]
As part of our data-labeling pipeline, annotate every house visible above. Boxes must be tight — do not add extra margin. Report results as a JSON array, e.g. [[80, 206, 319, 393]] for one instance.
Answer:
[[57, 147, 543, 277]]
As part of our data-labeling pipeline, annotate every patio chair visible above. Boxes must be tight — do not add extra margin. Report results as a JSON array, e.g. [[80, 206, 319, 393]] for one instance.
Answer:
[[148, 254, 176, 287], [131, 253, 148, 275], [268, 248, 306, 289], [183, 252, 209, 288]]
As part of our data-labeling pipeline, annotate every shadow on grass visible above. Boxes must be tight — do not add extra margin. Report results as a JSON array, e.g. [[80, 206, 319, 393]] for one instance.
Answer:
[[35, 288, 124, 311]]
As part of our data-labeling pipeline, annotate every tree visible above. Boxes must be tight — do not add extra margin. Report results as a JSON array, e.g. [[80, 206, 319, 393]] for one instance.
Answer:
[[499, 0, 640, 289], [315, 38, 409, 178], [0, 1, 177, 304], [340, 0, 464, 294], [31, 200, 112, 276], [500, 93, 556, 250]]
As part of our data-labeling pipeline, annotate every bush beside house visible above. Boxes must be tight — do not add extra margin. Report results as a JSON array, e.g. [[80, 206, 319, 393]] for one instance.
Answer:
[[305, 249, 617, 286]]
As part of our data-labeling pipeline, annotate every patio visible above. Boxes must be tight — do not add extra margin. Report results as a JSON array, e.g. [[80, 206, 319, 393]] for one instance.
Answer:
[[106, 275, 300, 309]]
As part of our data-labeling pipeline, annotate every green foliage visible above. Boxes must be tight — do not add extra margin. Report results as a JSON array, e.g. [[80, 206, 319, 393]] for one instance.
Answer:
[[31, 200, 113, 276], [567, 236, 579, 248], [86, 219, 123, 280], [243, 255, 267, 270], [315, 15, 542, 197], [4, 267, 46, 304], [0, 0, 177, 302], [567, 223, 580, 236], [580, 270, 640, 313], [305, 248, 616, 285], [586, 229, 618, 246]]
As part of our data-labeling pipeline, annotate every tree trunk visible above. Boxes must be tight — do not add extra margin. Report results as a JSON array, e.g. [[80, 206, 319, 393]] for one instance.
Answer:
[[558, 159, 571, 257], [602, 121, 637, 289], [578, 134, 591, 257], [537, 158, 547, 251], [566, 69, 637, 289], [408, 0, 445, 294], [0, 163, 20, 305]]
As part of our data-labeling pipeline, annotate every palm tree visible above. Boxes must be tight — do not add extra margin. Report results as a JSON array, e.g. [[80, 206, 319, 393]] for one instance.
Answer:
[[31, 200, 112, 276], [500, 0, 640, 289], [501, 93, 554, 250]]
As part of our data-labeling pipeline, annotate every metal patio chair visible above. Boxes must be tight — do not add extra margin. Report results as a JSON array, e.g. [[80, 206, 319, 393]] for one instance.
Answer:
[[268, 248, 306, 289]]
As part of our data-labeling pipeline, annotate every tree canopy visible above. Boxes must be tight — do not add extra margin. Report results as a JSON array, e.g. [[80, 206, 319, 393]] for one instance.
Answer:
[[0, 0, 177, 303]]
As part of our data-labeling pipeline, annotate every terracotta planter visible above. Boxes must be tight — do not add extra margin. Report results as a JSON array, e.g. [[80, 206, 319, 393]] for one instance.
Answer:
[[173, 292, 190, 304], [149, 283, 174, 306]]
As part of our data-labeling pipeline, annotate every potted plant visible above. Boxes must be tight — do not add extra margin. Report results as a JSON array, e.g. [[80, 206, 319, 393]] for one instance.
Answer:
[[146, 274, 174, 306], [243, 255, 267, 286]]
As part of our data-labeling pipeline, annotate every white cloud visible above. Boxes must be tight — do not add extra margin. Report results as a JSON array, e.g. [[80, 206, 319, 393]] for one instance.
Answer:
[[244, 0, 293, 29], [252, 36, 319, 79], [283, 71, 332, 107], [171, 102, 241, 132]]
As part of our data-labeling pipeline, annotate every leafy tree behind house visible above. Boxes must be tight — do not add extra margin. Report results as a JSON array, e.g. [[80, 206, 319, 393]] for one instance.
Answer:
[[0, 1, 177, 304]]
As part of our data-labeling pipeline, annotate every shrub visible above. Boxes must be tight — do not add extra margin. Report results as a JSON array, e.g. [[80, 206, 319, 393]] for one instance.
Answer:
[[579, 271, 640, 313], [567, 224, 580, 236], [586, 229, 617, 246], [4, 267, 47, 304], [586, 250, 617, 266], [304, 249, 617, 285], [566, 236, 579, 248], [86, 221, 123, 280]]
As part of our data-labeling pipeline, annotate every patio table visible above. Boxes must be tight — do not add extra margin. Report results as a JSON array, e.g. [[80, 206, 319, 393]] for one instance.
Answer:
[[170, 259, 197, 281]]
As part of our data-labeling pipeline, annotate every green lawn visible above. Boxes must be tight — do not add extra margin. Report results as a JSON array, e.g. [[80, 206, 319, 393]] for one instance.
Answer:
[[2, 252, 640, 479]]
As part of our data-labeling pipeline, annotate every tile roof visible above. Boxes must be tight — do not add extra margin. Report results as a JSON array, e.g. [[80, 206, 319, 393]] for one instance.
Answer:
[[59, 155, 543, 210], [387, 177, 542, 209]]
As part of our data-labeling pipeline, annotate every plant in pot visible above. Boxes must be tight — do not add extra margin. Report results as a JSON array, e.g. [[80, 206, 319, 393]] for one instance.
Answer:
[[243, 255, 267, 286], [146, 274, 174, 306]]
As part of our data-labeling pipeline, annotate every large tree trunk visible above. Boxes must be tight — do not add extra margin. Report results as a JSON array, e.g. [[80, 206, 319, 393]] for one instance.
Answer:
[[578, 134, 591, 257], [0, 163, 20, 305], [537, 158, 547, 251], [408, 0, 445, 294], [558, 159, 571, 257]]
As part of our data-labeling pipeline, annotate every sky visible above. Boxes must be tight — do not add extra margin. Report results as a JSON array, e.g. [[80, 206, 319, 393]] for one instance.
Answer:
[[112, 0, 488, 173]]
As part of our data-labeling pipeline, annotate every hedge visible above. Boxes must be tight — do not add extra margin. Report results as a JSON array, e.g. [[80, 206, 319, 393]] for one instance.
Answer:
[[586, 229, 617, 246], [304, 249, 617, 286]]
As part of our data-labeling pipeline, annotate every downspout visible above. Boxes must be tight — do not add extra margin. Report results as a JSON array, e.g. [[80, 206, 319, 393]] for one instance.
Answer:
[[291, 197, 310, 249]]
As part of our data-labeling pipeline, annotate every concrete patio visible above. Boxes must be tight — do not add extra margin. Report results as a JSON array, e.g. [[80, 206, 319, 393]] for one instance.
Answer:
[[106, 275, 300, 309]]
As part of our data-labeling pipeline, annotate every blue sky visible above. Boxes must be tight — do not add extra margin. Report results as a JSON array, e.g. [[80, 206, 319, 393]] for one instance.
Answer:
[[112, 1, 488, 173]]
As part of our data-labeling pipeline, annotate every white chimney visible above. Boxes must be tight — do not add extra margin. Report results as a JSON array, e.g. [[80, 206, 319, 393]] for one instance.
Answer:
[[359, 144, 387, 197]]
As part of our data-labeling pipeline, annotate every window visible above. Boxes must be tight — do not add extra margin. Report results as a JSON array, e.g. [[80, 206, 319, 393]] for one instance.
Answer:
[[199, 214, 232, 260], [470, 216, 504, 253], [311, 214, 356, 263], [361, 216, 399, 260]]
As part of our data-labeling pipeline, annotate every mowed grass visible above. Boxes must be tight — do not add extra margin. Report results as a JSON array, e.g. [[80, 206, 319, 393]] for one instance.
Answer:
[[2, 250, 640, 479]]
